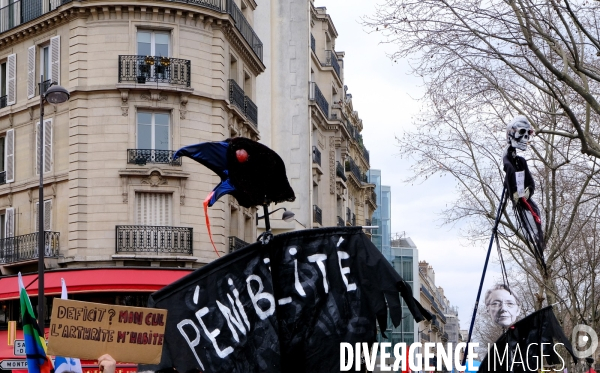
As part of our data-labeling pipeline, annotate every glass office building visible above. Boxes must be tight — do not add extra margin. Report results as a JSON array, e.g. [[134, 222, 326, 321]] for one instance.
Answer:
[[367, 170, 391, 261]]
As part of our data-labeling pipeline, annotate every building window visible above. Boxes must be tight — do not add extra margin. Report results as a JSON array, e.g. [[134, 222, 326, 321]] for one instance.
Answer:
[[137, 30, 170, 56], [136, 192, 172, 226], [230, 55, 238, 82], [36, 119, 52, 175], [137, 112, 170, 151], [40, 45, 50, 82], [35, 199, 52, 232]]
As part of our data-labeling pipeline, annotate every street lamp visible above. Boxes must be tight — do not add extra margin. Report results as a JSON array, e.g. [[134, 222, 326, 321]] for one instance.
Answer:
[[256, 207, 295, 226], [37, 76, 70, 324]]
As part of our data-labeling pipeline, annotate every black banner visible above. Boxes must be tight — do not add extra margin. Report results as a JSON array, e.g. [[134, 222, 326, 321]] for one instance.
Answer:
[[144, 227, 430, 373]]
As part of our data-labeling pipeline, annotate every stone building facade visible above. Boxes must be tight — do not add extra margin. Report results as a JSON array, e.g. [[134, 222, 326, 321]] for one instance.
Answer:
[[255, 0, 376, 235], [0, 0, 264, 274]]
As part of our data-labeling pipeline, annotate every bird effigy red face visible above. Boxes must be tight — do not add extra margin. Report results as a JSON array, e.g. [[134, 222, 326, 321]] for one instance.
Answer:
[[236, 149, 249, 163]]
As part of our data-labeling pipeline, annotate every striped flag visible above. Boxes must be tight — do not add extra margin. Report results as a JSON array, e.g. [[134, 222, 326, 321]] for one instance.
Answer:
[[53, 279, 82, 373], [18, 272, 53, 373]]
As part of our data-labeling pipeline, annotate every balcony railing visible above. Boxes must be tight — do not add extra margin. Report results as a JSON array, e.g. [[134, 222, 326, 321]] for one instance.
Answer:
[[0, 0, 61, 35], [127, 149, 182, 166], [229, 79, 245, 113], [166, 0, 221, 11], [324, 50, 341, 79], [345, 157, 363, 183], [336, 161, 347, 182], [226, 0, 263, 61], [312, 146, 321, 166], [229, 79, 258, 126], [118, 55, 191, 87], [0, 95, 6, 109], [313, 205, 322, 225], [228, 236, 249, 252], [337, 216, 344, 227], [115, 225, 192, 254], [0, 231, 60, 264], [244, 96, 257, 127], [310, 33, 315, 54], [363, 147, 370, 164], [309, 81, 329, 118]]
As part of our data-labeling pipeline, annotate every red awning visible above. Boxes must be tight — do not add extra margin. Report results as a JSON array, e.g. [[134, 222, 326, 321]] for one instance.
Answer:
[[0, 267, 193, 300]]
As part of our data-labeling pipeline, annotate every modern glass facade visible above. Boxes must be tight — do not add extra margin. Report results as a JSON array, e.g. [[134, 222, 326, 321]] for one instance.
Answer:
[[367, 170, 391, 261]]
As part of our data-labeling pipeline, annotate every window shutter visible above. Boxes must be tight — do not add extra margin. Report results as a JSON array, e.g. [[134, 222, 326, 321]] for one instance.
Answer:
[[136, 192, 172, 226], [35, 122, 40, 175], [50, 36, 60, 84], [5, 207, 14, 238], [44, 199, 51, 231], [6, 54, 16, 105], [27, 46, 35, 99], [43, 119, 52, 173], [5, 129, 14, 183]]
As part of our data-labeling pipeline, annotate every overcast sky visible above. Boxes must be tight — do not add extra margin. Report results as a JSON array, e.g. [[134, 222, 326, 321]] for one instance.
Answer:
[[318, 0, 505, 330]]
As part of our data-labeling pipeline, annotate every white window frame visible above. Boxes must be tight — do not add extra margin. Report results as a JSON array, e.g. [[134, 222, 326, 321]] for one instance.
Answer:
[[136, 111, 170, 150], [4, 129, 13, 183], [136, 30, 170, 56]]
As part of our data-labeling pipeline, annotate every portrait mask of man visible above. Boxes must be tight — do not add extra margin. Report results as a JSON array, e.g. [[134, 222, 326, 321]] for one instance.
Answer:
[[484, 284, 521, 328]]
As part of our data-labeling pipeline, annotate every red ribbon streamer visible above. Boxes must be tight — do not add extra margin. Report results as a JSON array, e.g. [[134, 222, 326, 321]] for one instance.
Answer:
[[204, 191, 220, 258], [521, 197, 541, 224]]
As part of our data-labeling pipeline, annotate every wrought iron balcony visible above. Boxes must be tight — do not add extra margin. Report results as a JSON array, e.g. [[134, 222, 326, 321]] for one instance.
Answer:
[[345, 157, 363, 182], [310, 33, 315, 54], [229, 79, 245, 113], [312, 146, 321, 166], [127, 149, 182, 166], [226, 0, 263, 61], [313, 205, 323, 224], [167, 0, 221, 11], [324, 50, 341, 79], [313, 205, 322, 225], [336, 161, 347, 182], [118, 55, 191, 87], [309, 81, 329, 118], [0, 231, 60, 264], [0, 95, 6, 109], [0, 0, 61, 35], [363, 147, 370, 164], [115, 225, 192, 254], [337, 216, 344, 227], [229, 80, 258, 126], [228, 236, 249, 252], [244, 96, 258, 127]]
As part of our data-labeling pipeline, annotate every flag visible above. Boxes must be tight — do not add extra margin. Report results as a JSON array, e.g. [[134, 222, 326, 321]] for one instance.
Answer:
[[18, 272, 53, 373], [478, 306, 576, 372], [141, 227, 431, 373], [53, 279, 82, 373]]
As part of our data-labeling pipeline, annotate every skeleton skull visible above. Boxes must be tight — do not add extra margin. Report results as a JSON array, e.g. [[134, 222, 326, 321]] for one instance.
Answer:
[[506, 116, 534, 151]]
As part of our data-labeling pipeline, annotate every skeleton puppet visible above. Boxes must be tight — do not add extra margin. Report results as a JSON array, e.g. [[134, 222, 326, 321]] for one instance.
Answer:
[[502, 116, 546, 269]]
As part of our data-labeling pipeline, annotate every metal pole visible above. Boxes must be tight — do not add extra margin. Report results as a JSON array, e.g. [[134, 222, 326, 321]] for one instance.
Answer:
[[262, 204, 270, 232], [462, 185, 507, 366], [37, 74, 45, 324]]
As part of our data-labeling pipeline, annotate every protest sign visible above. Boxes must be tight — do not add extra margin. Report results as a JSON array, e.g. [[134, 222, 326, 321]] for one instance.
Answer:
[[141, 227, 431, 373], [47, 299, 167, 364]]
